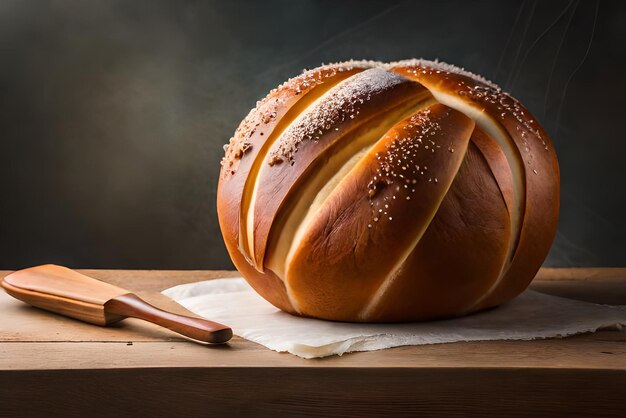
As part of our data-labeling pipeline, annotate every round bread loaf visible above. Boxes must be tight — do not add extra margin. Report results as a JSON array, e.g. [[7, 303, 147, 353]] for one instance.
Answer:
[[217, 59, 559, 322]]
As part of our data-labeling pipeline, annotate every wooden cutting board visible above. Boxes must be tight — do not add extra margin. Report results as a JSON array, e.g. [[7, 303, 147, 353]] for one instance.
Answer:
[[1, 268, 625, 417]]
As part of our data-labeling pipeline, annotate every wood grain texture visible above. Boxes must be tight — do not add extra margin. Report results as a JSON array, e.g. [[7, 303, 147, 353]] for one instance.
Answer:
[[2, 368, 626, 418], [1, 265, 130, 325], [534, 268, 626, 305], [1, 332, 626, 370], [1, 266, 233, 343], [1, 268, 625, 417], [2, 265, 128, 304], [1, 279, 122, 326]]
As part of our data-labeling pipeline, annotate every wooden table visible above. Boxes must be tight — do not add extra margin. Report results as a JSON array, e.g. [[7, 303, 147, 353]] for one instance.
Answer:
[[1, 268, 626, 417]]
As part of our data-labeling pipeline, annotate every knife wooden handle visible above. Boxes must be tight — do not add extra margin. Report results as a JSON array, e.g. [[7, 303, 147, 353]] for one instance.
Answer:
[[106, 294, 232, 343], [1, 264, 232, 344]]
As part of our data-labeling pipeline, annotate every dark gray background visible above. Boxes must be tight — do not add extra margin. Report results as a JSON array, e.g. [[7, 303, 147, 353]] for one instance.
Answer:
[[1, 0, 624, 270]]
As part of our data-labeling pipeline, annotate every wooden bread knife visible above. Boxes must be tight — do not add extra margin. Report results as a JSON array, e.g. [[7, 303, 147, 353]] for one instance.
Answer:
[[1, 264, 232, 344]]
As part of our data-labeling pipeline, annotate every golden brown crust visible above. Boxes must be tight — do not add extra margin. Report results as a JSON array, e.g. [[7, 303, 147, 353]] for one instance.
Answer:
[[388, 61, 560, 311], [477, 113, 560, 309], [217, 59, 560, 322], [286, 104, 474, 320], [470, 127, 515, 222], [218, 62, 374, 312], [250, 68, 430, 269], [365, 140, 511, 321]]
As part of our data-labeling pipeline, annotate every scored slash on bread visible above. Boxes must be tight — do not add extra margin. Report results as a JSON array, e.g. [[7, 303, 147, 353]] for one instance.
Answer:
[[257, 68, 432, 274], [217, 59, 559, 322], [286, 104, 474, 320]]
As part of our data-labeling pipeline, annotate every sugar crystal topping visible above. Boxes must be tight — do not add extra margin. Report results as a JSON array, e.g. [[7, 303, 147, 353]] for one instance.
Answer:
[[386, 58, 501, 90], [220, 60, 376, 174], [222, 59, 549, 180], [391, 59, 549, 171], [367, 107, 444, 227], [268, 68, 409, 165]]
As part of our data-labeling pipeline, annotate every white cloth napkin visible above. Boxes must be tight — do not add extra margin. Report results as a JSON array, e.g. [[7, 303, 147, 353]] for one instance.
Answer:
[[163, 277, 626, 359]]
